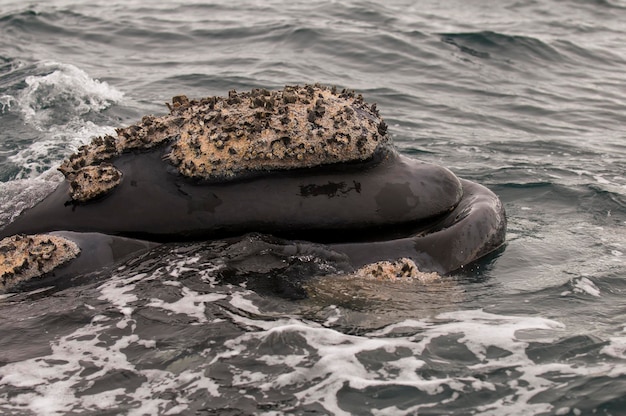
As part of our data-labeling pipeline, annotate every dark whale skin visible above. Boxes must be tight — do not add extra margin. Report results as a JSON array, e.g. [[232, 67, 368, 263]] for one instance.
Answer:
[[0, 151, 463, 241], [5, 178, 505, 280], [0, 148, 505, 276], [329, 179, 507, 274]]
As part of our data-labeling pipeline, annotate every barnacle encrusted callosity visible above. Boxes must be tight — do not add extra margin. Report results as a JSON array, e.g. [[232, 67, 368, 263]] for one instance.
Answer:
[[57, 84, 390, 201], [353, 258, 441, 283], [166, 84, 390, 179], [0, 234, 80, 292], [68, 164, 122, 202]]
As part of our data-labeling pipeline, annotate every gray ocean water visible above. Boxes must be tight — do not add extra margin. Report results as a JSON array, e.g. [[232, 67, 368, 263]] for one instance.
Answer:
[[1, 0, 626, 414]]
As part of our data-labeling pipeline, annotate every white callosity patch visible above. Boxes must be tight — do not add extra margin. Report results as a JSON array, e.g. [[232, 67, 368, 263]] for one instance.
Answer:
[[352, 257, 441, 282], [67, 163, 122, 202], [302, 259, 459, 322], [166, 85, 389, 180]]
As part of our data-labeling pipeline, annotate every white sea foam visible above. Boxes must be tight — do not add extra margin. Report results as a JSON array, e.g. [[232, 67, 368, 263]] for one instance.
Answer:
[[229, 291, 262, 315], [322, 304, 342, 326], [571, 277, 601, 297], [3, 62, 123, 180], [1, 254, 623, 416], [601, 336, 626, 360], [163, 252, 224, 287], [7, 121, 117, 180], [601, 326, 626, 361], [0, 172, 61, 227], [0, 258, 226, 415], [216, 309, 588, 416], [147, 286, 227, 323], [0, 94, 16, 113], [97, 272, 150, 330], [18, 62, 123, 128], [164, 255, 201, 278], [555, 408, 582, 416]]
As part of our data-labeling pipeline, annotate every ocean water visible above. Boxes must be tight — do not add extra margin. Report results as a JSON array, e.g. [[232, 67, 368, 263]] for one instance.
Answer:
[[1, 0, 625, 414]]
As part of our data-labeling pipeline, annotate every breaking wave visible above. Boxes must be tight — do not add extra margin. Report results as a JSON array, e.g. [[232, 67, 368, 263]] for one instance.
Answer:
[[0, 61, 122, 180]]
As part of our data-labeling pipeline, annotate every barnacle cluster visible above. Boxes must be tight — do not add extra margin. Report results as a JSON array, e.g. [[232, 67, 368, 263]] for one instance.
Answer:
[[0, 234, 80, 291], [354, 258, 440, 283], [302, 258, 444, 306], [68, 164, 122, 202], [167, 84, 389, 179], [58, 84, 389, 201]]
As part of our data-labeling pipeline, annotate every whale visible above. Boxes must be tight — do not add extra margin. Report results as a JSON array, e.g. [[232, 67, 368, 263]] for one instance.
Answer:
[[0, 84, 506, 292], [0, 151, 463, 241]]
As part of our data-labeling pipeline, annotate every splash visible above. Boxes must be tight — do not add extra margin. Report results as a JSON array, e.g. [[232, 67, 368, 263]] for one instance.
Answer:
[[0, 94, 16, 113], [0, 174, 60, 227], [17, 62, 123, 129], [5, 62, 123, 180]]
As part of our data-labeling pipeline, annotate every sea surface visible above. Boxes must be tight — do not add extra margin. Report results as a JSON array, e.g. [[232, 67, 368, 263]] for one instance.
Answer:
[[1, 0, 625, 414]]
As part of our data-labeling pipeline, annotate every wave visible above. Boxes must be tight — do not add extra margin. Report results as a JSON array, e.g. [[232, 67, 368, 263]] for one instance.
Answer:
[[13, 61, 123, 128], [1, 249, 623, 415], [568, 0, 626, 10], [0, 8, 107, 39], [0, 175, 60, 228], [0, 61, 122, 180], [440, 31, 564, 64]]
